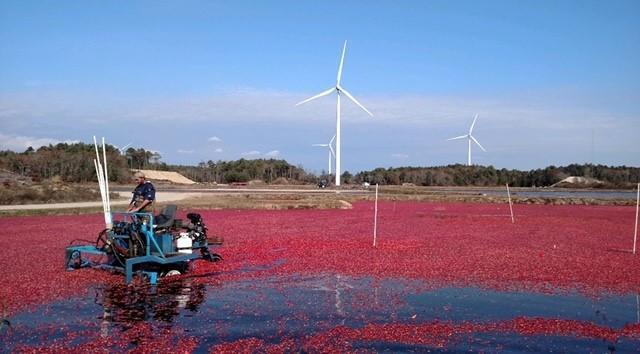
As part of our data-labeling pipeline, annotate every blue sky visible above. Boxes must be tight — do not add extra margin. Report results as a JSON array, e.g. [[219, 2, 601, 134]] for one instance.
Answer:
[[1, 0, 638, 173]]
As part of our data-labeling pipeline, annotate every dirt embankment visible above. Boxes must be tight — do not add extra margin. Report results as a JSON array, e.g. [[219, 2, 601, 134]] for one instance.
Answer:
[[0, 181, 118, 205]]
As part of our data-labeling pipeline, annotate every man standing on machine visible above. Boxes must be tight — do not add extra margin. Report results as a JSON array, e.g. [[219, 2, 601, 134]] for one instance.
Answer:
[[127, 171, 155, 212]]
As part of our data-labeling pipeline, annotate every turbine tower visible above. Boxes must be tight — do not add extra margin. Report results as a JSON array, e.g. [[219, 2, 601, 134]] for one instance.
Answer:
[[312, 135, 336, 175], [296, 41, 373, 186], [447, 114, 486, 166]]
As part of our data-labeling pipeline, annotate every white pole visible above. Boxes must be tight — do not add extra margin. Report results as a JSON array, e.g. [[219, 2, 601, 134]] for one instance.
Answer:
[[93, 159, 106, 213], [95, 159, 105, 209], [102, 138, 111, 213], [102, 137, 112, 227], [506, 183, 515, 224], [94, 159, 110, 226], [97, 162, 109, 225], [373, 183, 379, 247], [93, 136, 110, 227], [633, 183, 639, 254], [93, 136, 102, 175], [93, 136, 105, 201]]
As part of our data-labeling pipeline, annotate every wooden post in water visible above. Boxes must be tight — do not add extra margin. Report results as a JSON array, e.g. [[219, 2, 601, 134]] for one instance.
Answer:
[[634, 183, 639, 254], [373, 183, 379, 247], [506, 183, 515, 224]]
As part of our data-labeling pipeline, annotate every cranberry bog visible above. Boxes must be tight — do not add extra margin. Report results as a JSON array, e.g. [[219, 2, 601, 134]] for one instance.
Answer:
[[1, 201, 640, 352]]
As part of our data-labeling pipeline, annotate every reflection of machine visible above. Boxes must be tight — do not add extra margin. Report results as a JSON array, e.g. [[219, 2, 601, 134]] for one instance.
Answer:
[[96, 278, 207, 336], [65, 205, 222, 284]]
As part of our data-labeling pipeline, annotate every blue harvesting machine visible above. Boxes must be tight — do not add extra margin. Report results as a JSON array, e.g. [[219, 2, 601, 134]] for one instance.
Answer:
[[65, 205, 222, 284]]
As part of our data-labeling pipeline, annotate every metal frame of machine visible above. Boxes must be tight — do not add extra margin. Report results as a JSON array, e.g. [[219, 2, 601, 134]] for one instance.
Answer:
[[65, 207, 222, 284]]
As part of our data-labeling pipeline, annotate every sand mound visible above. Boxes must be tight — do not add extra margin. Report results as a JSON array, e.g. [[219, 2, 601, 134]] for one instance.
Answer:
[[551, 176, 603, 188], [133, 169, 196, 184], [272, 177, 289, 185], [0, 168, 32, 185]]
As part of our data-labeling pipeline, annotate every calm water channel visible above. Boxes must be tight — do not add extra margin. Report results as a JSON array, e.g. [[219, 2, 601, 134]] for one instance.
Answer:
[[2, 275, 639, 352]]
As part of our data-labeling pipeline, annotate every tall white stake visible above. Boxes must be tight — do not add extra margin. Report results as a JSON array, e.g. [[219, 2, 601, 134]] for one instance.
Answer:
[[373, 183, 379, 247], [101, 138, 112, 227], [633, 183, 639, 254], [93, 136, 102, 173], [93, 137, 104, 196], [506, 183, 514, 224], [102, 137, 111, 214], [97, 161, 109, 225], [93, 136, 111, 228], [93, 159, 106, 215]]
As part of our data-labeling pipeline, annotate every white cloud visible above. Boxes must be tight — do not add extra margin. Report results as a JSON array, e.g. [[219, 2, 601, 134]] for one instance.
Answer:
[[0, 132, 79, 152], [264, 150, 280, 157], [1, 88, 635, 131], [391, 153, 409, 159], [214, 148, 223, 153], [177, 149, 195, 154], [241, 150, 261, 157], [1, 88, 637, 169]]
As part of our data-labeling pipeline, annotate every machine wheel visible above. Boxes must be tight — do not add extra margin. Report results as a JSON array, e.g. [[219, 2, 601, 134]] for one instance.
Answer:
[[66, 250, 82, 269], [160, 262, 189, 278], [163, 270, 181, 277]]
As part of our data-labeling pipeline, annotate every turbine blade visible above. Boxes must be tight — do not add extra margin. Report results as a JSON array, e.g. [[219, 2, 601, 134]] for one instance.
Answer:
[[329, 135, 336, 157], [312, 144, 329, 147], [470, 135, 486, 151], [340, 87, 373, 116], [337, 40, 347, 85], [469, 114, 478, 134], [447, 135, 468, 141], [296, 87, 336, 106]]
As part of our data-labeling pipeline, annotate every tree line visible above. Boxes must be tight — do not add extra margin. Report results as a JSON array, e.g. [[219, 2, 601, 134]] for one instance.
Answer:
[[1, 143, 637, 187], [351, 164, 640, 188], [166, 159, 314, 184], [0, 144, 312, 184], [0, 143, 130, 183]]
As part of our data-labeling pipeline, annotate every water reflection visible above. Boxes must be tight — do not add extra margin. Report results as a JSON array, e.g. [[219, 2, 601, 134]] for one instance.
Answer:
[[94, 278, 206, 333], [3, 276, 640, 352]]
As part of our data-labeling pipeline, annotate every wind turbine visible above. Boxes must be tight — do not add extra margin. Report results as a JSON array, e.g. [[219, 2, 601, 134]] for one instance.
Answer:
[[312, 135, 336, 175], [115, 142, 132, 155], [296, 40, 373, 186], [447, 114, 486, 166], [114, 142, 133, 169]]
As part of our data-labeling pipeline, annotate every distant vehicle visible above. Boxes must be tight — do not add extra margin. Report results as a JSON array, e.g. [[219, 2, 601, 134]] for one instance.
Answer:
[[318, 179, 329, 189], [362, 182, 370, 188]]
